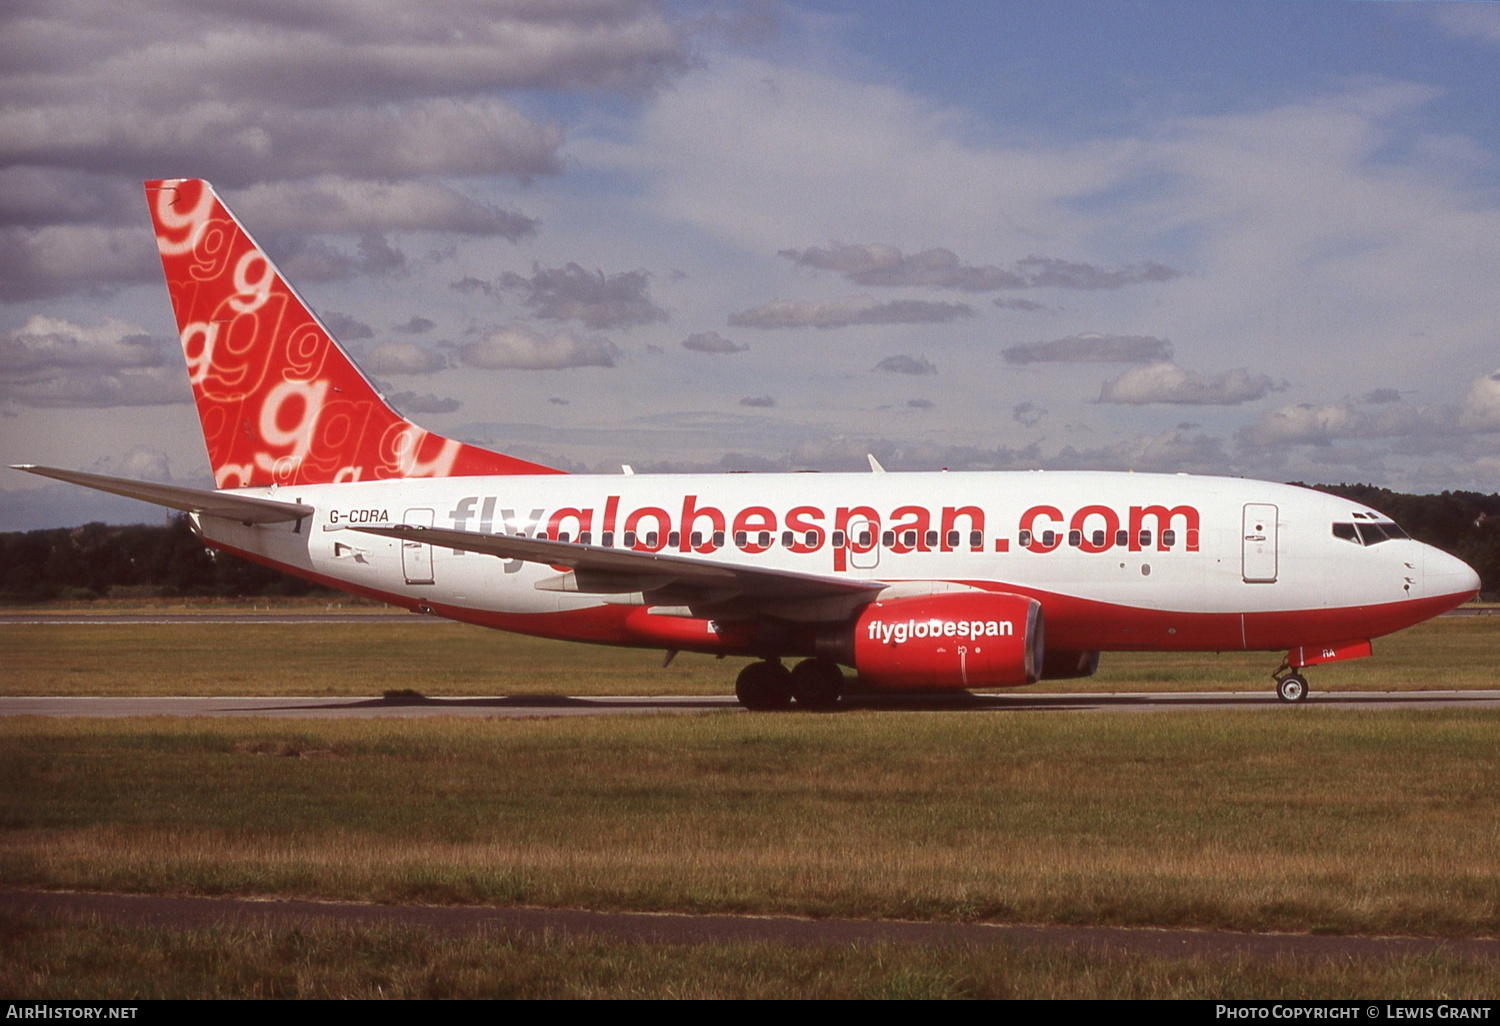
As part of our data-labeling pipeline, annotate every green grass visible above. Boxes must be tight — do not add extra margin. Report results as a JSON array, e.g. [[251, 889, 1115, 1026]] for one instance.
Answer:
[[2, 612, 1496, 697], [5, 914, 1497, 999], [4, 712, 1498, 938]]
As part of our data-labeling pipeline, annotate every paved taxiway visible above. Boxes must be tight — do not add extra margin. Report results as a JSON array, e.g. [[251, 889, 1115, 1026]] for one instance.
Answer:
[[5, 690, 1500, 718]]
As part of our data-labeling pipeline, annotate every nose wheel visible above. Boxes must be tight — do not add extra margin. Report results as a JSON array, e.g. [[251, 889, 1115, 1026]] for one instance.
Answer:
[[1273, 665, 1309, 703]]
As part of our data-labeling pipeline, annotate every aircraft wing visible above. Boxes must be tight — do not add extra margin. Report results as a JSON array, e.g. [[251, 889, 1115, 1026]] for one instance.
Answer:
[[10, 465, 314, 525], [352, 523, 885, 618]]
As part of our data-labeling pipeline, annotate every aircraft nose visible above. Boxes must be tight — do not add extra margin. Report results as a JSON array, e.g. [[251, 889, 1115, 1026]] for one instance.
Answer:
[[1424, 545, 1481, 601]]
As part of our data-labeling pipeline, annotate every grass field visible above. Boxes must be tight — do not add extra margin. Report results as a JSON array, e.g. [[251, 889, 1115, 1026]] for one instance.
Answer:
[[4, 609, 1498, 998], [3, 607, 1497, 697], [6, 914, 1497, 999], [5, 712, 1498, 938]]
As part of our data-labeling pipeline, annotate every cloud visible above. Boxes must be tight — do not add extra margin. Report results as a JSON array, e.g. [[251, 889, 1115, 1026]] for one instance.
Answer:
[[779, 243, 1178, 292], [275, 233, 407, 282], [498, 263, 668, 330], [1099, 362, 1285, 406], [1461, 370, 1500, 431], [1047, 429, 1233, 475], [728, 297, 974, 329], [1428, 4, 1500, 45], [323, 312, 374, 340], [1239, 400, 1467, 448], [233, 179, 539, 239], [874, 354, 937, 376], [395, 316, 436, 335], [682, 331, 747, 354], [363, 342, 449, 376], [459, 325, 619, 370], [385, 390, 462, 416], [994, 298, 1048, 312], [1003, 333, 1174, 365], [0, 315, 188, 407], [548, 397, 570, 406], [739, 395, 776, 408], [1360, 388, 1402, 405], [0, 225, 157, 301], [0, 0, 694, 298], [907, 398, 934, 410], [1012, 401, 1046, 427]]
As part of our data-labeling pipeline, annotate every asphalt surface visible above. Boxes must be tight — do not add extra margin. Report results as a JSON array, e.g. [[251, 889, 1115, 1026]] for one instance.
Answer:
[[5, 690, 1500, 718], [5, 889, 1497, 962]]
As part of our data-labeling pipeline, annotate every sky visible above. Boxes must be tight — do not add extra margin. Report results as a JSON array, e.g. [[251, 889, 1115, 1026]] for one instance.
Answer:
[[3, 0, 1500, 529]]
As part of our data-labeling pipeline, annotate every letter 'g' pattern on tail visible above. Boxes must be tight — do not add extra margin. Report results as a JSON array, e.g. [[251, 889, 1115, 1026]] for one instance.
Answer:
[[146, 179, 560, 488]]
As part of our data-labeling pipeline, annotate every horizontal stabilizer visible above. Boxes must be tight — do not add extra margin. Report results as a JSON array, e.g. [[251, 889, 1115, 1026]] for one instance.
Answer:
[[11, 465, 314, 524]]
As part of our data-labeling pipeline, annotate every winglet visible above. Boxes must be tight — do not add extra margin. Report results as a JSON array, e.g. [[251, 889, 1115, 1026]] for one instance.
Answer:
[[867, 454, 886, 474]]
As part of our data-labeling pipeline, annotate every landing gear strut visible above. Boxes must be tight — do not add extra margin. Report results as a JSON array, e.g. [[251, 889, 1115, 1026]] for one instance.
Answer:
[[1272, 660, 1309, 703]]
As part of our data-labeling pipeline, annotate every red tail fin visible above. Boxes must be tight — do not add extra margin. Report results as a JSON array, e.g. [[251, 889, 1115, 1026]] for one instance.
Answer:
[[145, 179, 560, 488]]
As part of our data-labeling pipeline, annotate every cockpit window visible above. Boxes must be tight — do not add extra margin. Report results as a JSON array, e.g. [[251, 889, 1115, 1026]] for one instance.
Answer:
[[1335, 520, 1410, 545]]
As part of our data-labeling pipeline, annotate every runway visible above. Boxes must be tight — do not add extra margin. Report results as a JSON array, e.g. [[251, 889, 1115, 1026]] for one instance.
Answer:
[[5, 689, 1500, 718]]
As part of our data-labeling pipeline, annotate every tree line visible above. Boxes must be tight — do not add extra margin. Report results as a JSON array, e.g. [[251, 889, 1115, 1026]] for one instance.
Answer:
[[3, 483, 1500, 603]]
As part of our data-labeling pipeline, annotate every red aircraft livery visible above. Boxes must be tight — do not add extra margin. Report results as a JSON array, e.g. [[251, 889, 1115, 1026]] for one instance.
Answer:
[[14, 180, 1481, 708]]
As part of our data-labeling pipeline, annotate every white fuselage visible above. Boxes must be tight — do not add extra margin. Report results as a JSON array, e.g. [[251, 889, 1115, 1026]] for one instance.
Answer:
[[194, 470, 1479, 659]]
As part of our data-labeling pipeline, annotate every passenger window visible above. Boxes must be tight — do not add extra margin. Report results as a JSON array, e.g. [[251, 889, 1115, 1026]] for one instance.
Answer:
[[831, 531, 846, 547], [805, 531, 817, 546], [601, 532, 613, 547], [690, 531, 703, 547], [882, 531, 896, 547], [758, 531, 771, 547], [735, 530, 748, 546], [1138, 530, 1152, 547], [946, 530, 960, 547], [925, 530, 939, 547], [1018, 529, 1032, 547], [623, 531, 636, 547], [782, 531, 794, 547], [969, 530, 983, 549], [1042, 530, 1056, 547], [859, 531, 872, 547], [668, 531, 680, 548], [1115, 530, 1129, 547], [1161, 530, 1175, 548], [712, 531, 724, 547], [902, 531, 916, 547], [1092, 530, 1106, 548], [557, 531, 571, 543], [577, 532, 590, 546], [644, 531, 657, 548], [1067, 530, 1082, 547]]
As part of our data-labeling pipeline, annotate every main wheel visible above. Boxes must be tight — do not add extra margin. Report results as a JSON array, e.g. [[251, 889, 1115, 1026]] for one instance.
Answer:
[[735, 660, 793, 711], [790, 658, 844, 710], [1276, 673, 1309, 703]]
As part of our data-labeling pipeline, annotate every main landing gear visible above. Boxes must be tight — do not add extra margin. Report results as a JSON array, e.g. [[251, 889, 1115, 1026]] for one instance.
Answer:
[[735, 658, 844, 711], [1272, 661, 1310, 704]]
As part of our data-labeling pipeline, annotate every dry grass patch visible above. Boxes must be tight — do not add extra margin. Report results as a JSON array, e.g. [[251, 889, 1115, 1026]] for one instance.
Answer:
[[3, 711, 1497, 936], [4, 913, 1498, 999]]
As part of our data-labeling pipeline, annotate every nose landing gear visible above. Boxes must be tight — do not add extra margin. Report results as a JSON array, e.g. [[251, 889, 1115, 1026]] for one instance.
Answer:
[[1272, 659, 1309, 703]]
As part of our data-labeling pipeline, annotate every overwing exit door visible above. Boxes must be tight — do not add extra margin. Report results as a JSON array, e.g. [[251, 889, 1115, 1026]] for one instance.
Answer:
[[1242, 503, 1278, 583], [402, 507, 435, 585]]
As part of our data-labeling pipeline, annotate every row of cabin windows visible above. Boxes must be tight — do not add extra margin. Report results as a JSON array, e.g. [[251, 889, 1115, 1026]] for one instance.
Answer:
[[1331, 521, 1409, 546], [524, 527, 1184, 550], [527, 529, 988, 549], [1017, 528, 1180, 549]]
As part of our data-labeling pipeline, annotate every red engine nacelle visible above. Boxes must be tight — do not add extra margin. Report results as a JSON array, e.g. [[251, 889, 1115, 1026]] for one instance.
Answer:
[[849, 592, 1043, 690]]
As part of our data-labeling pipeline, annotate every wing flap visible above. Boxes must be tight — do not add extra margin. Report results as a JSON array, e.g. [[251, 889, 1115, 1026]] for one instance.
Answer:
[[351, 524, 885, 608]]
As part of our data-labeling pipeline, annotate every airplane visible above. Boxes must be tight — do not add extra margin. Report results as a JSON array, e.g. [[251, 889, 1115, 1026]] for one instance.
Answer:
[[13, 179, 1482, 708]]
